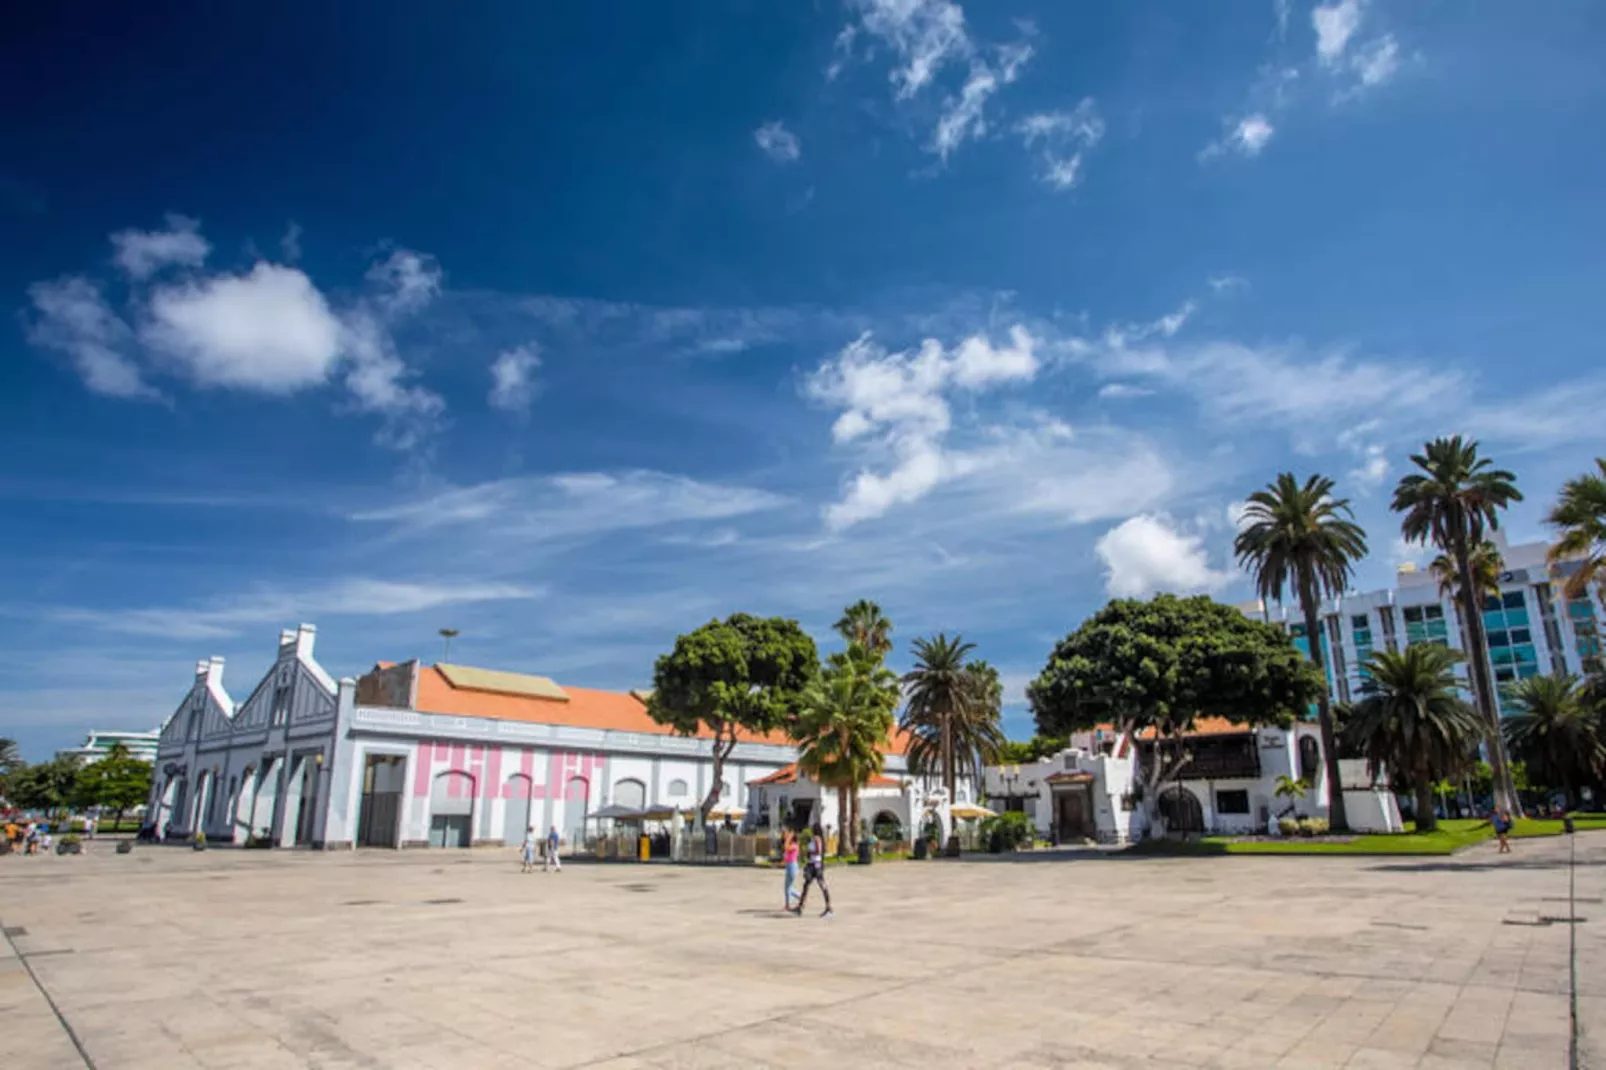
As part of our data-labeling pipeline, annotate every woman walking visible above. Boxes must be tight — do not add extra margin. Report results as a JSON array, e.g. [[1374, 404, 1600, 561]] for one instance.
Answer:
[[521, 825, 538, 873], [790, 824, 833, 918], [781, 829, 800, 910]]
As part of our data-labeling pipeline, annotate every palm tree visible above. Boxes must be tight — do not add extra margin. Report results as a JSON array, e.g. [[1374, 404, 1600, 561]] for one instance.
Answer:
[[1234, 472, 1369, 831], [901, 635, 1004, 850], [1273, 774, 1309, 817], [1502, 675, 1606, 809], [1392, 435, 1523, 813], [1345, 646, 1486, 833], [794, 643, 897, 852], [0, 737, 22, 801], [1431, 540, 1504, 602], [834, 600, 893, 658], [1547, 458, 1606, 601]]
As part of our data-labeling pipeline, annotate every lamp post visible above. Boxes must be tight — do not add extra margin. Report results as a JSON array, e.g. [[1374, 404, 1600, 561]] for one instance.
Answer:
[[438, 628, 460, 663]]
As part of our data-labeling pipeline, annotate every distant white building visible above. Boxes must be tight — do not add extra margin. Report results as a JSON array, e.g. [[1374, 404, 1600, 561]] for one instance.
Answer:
[[59, 728, 160, 766], [745, 762, 973, 843], [983, 720, 1401, 843]]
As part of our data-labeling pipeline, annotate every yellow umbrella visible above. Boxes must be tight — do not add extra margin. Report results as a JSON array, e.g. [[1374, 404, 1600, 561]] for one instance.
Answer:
[[950, 803, 996, 819]]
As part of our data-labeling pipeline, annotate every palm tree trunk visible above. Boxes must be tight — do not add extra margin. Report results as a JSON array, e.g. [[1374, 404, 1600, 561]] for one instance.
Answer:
[[836, 784, 849, 855], [1452, 529, 1519, 815], [1299, 576, 1350, 832], [1414, 780, 1438, 833]]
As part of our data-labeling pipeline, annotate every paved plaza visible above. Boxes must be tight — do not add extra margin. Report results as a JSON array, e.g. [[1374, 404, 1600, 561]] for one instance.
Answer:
[[4, 835, 1604, 1070]]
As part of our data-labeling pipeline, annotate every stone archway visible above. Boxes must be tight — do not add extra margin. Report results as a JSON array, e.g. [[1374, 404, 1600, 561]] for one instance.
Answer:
[[1158, 786, 1205, 834]]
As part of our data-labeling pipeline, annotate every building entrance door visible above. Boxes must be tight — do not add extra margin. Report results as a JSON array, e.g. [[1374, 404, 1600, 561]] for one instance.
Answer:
[[428, 771, 475, 848], [357, 755, 405, 848], [1054, 787, 1094, 842]]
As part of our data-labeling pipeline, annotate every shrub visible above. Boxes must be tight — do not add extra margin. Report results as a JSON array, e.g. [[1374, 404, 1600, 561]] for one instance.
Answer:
[[61, 833, 82, 847], [1277, 817, 1300, 837], [1301, 818, 1330, 836]]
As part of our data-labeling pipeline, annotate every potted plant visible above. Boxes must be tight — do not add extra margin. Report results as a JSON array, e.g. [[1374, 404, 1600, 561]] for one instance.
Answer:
[[115, 839, 133, 854], [56, 833, 83, 856], [193, 830, 207, 851]]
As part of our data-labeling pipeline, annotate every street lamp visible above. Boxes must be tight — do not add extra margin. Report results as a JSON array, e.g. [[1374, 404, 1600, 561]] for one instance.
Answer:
[[438, 628, 460, 663]]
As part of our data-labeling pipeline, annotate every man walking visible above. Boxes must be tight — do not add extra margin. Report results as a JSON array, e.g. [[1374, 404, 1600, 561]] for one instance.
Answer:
[[544, 824, 562, 872], [790, 824, 833, 918]]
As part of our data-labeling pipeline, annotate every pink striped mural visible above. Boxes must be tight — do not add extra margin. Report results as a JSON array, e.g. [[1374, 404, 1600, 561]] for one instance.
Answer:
[[410, 744, 608, 801]]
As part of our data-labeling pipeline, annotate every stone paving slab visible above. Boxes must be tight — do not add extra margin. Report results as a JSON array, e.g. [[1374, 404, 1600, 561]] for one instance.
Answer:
[[1, 832, 1600, 1069]]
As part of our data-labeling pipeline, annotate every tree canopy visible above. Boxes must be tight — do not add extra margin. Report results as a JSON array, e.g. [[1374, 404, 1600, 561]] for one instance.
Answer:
[[1028, 594, 1322, 741], [73, 744, 153, 820], [648, 613, 818, 820], [6, 754, 82, 815]]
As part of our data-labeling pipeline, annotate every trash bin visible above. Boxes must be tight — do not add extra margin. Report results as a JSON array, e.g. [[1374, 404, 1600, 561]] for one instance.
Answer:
[[857, 840, 873, 865], [1565, 815, 1576, 835], [638, 835, 650, 861], [913, 838, 928, 860]]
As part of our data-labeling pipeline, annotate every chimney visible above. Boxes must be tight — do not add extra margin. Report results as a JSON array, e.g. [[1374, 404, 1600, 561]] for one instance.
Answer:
[[279, 628, 297, 651], [295, 622, 317, 659], [199, 656, 225, 689]]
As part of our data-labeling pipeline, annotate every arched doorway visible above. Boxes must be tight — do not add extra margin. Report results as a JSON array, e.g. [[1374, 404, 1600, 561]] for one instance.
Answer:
[[871, 809, 903, 842], [1158, 786, 1205, 834], [233, 767, 255, 843], [503, 773, 534, 846], [429, 771, 476, 847]]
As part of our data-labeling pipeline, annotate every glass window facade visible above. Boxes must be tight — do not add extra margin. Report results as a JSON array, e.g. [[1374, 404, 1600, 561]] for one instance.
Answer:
[[1483, 591, 1540, 707], [1535, 583, 1568, 675], [1351, 613, 1374, 678], [1377, 606, 1399, 653], [1403, 604, 1449, 647], [1571, 595, 1603, 673]]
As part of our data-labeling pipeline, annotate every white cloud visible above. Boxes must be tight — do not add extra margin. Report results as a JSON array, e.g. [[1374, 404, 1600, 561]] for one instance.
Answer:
[[488, 344, 541, 413], [1097, 382, 1154, 400], [339, 308, 445, 448], [1015, 99, 1104, 189], [932, 46, 1032, 161], [351, 470, 787, 544], [1208, 274, 1248, 293], [1313, 0, 1365, 65], [1203, 114, 1276, 159], [366, 249, 443, 314], [754, 121, 801, 162], [1350, 34, 1400, 88], [280, 222, 303, 262], [26, 276, 156, 400], [850, 0, 972, 99], [807, 326, 1044, 528], [1226, 500, 1253, 533], [110, 214, 211, 279], [1095, 514, 1232, 598], [142, 263, 344, 392], [1347, 443, 1388, 490], [49, 578, 543, 640]]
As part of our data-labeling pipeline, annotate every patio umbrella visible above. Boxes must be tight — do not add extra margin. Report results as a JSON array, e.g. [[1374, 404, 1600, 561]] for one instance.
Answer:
[[950, 804, 996, 819]]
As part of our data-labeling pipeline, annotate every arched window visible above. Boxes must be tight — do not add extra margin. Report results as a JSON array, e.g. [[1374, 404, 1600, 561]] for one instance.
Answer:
[[667, 778, 688, 798], [1299, 736, 1321, 783], [613, 778, 646, 810]]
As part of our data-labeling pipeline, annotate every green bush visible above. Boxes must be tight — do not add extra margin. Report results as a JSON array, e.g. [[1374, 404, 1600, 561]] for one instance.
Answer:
[[60, 833, 82, 847], [1300, 818, 1330, 836], [1277, 817, 1300, 837], [979, 811, 1034, 851]]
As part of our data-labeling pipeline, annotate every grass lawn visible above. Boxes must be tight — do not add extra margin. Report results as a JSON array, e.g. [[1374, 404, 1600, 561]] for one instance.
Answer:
[[1130, 814, 1606, 857]]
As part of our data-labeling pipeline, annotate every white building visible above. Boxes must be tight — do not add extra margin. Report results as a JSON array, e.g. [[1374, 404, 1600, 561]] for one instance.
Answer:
[[147, 624, 927, 850], [1241, 533, 1604, 714], [745, 761, 973, 844], [983, 720, 1401, 843], [59, 728, 160, 765]]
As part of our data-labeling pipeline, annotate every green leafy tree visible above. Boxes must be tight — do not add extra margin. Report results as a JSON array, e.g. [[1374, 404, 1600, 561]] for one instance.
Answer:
[[648, 613, 819, 824], [900, 636, 1005, 839], [1547, 458, 1606, 601], [1501, 675, 1606, 809], [1234, 472, 1369, 832], [1392, 435, 1523, 813], [1028, 595, 1322, 836], [6, 755, 82, 818], [1431, 539, 1504, 603], [834, 599, 893, 659], [997, 735, 1070, 765], [794, 643, 898, 852], [72, 744, 154, 828], [1344, 645, 1485, 832]]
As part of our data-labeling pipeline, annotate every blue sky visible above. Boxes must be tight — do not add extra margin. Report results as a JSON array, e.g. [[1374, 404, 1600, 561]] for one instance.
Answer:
[[4, 1, 1604, 758]]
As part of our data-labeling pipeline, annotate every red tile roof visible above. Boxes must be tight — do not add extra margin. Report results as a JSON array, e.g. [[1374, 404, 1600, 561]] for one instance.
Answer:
[[748, 763, 904, 789]]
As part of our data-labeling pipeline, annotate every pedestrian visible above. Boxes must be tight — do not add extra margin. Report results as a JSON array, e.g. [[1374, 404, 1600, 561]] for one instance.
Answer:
[[544, 824, 562, 872], [790, 824, 833, 918], [1493, 809, 1513, 854], [24, 821, 39, 856], [781, 829, 800, 910], [521, 825, 538, 873]]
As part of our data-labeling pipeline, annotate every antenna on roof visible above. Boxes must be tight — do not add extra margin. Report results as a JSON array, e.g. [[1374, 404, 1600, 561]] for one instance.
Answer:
[[438, 628, 460, 663]]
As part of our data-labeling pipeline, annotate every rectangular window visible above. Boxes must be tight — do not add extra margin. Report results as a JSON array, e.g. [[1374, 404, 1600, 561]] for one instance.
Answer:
[[1378, 606, 1399, 652], [1510, 627, 1532, 645], [271, 685, 291, 727], [1487, 630, 1510, 648], [1504, 590, 1525, 610], [1216, 789, 1251, 815]]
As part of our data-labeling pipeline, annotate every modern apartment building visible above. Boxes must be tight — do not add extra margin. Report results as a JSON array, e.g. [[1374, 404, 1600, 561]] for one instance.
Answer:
[[1241, 532, 1604, 715]]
